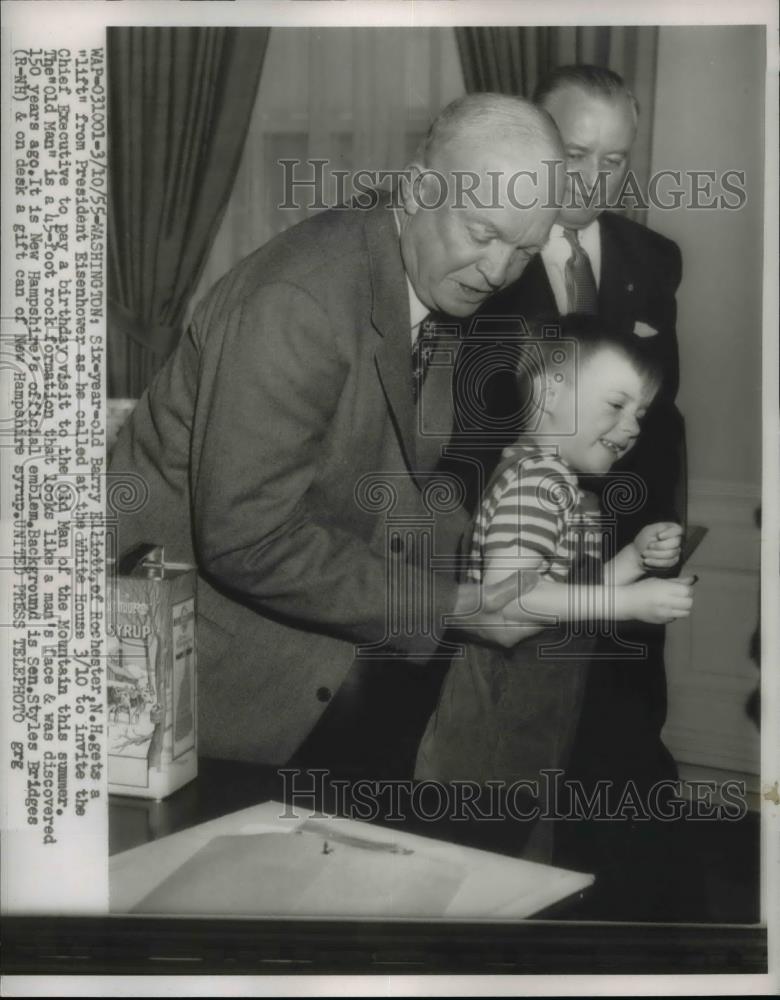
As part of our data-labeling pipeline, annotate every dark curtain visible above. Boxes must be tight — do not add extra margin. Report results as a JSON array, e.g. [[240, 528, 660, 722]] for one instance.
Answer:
[[107, 27, 269, 398], [455, 26, 658, 224]]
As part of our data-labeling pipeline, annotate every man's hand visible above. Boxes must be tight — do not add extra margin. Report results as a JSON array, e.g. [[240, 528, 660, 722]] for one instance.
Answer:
[[632, 522, 684, 571], [450, 576, 541, 648], [618, 575, 695, 625]]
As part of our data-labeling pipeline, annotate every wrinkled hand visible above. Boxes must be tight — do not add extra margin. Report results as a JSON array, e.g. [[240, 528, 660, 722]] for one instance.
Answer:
[[622, 575, 694, 625], [483, 571, 540, 613], [633, 522, 683, 571], [452, 574, 541, 648]]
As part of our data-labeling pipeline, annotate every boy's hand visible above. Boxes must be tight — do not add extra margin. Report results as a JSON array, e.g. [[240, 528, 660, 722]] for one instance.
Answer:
[[633, 522, 684, 571], [620, 575, 695, 625]]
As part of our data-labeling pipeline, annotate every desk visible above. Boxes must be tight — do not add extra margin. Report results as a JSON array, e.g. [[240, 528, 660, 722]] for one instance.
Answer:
[[8, 761, 765, 972], [109, 758, 594, 920], [109, 758, 282, 856]]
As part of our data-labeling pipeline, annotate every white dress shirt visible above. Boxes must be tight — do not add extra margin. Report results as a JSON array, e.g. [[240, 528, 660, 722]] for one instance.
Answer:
[[541, 220, 602, 314], [393, 207, 429, 343], [406, 278, 429, 344]]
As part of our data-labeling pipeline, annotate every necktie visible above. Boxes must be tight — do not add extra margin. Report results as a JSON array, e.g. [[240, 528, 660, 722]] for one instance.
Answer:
[[562, 228, 598, 314], [411, 313, 439, 402]]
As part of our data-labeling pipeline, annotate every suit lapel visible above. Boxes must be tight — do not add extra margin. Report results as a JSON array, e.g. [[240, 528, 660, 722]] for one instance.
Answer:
[[365, 200, 418, 470], [365, 202, 461, 478], [598, 213, 636, 333], [415, 320, 461, 473], [513, 253, 558, 319]]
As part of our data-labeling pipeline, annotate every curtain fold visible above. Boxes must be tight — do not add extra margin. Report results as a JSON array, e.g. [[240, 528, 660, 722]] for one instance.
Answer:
[[455, 26, 658, 224], [107, 27, 269, 397], [188, 27, 466, 323]]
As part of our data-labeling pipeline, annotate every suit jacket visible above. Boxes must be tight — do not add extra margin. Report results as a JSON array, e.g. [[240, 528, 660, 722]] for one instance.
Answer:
[[109, 197, 469, 764], [455, 210, 686, 545]]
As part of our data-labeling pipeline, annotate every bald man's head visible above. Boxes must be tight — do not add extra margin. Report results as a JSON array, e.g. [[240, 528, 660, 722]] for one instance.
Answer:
[[398, 94, 564, 316]]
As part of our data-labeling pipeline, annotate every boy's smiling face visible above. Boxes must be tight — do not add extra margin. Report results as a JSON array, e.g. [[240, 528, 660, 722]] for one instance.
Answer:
[[543, 346, 657, 474]]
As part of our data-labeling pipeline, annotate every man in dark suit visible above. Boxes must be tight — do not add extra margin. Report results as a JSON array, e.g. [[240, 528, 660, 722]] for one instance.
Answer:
[[108, 93, 563, 783], [455, 67, 690, 916]]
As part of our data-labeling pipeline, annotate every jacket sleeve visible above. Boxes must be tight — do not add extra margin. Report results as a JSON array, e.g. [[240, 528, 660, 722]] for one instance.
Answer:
[[655, 237, 683, 402], [650, 237, 686, 531], [665, 239, 687, 533], [606, 228, 687, 546], [191, 280, 458, 657]]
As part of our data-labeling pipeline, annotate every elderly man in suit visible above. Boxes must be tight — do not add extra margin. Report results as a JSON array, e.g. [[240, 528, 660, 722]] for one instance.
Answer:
[[457, 65, 690, 916], [109, 93, 563, 782]]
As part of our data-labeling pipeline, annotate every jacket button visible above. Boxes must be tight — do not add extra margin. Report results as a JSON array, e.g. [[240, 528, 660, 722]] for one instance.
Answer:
[[390, 535, 404, 554], [316, 686, 332, 703]]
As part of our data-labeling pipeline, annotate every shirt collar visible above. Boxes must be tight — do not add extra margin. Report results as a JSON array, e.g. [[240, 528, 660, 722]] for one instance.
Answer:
[[547, 218, 600, 246], [406, 280, 430, 334], [501, 440, 582, 488], [393, 207, 430, 338]]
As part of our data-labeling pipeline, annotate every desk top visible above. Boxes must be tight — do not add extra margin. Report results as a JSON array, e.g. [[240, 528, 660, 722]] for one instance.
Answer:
[[110, 798, 594, 920]]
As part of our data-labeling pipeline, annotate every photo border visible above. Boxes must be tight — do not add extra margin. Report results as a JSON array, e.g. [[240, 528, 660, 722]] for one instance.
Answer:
[[1, 0, 777, 994]]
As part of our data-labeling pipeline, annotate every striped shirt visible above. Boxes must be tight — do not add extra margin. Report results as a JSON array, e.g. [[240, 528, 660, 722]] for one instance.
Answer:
[[468, 443, 602, 585]]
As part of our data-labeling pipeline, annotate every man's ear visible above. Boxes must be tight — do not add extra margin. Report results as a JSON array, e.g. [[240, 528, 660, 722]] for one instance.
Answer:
[[399, 162, 427, 218]]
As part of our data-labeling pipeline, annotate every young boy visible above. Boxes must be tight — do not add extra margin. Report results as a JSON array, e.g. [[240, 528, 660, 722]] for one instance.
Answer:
[[415, 316, 694, 860]]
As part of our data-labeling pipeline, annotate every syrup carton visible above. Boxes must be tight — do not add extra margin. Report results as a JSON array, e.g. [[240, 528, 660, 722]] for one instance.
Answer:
[[107, 547, 197, 799]]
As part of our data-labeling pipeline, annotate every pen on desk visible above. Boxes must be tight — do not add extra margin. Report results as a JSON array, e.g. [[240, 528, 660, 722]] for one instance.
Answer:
[[301, 819, 414, 855]]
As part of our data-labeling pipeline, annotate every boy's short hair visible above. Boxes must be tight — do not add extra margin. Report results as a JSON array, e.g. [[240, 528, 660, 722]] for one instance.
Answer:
[[515, 314, 662, 429]]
